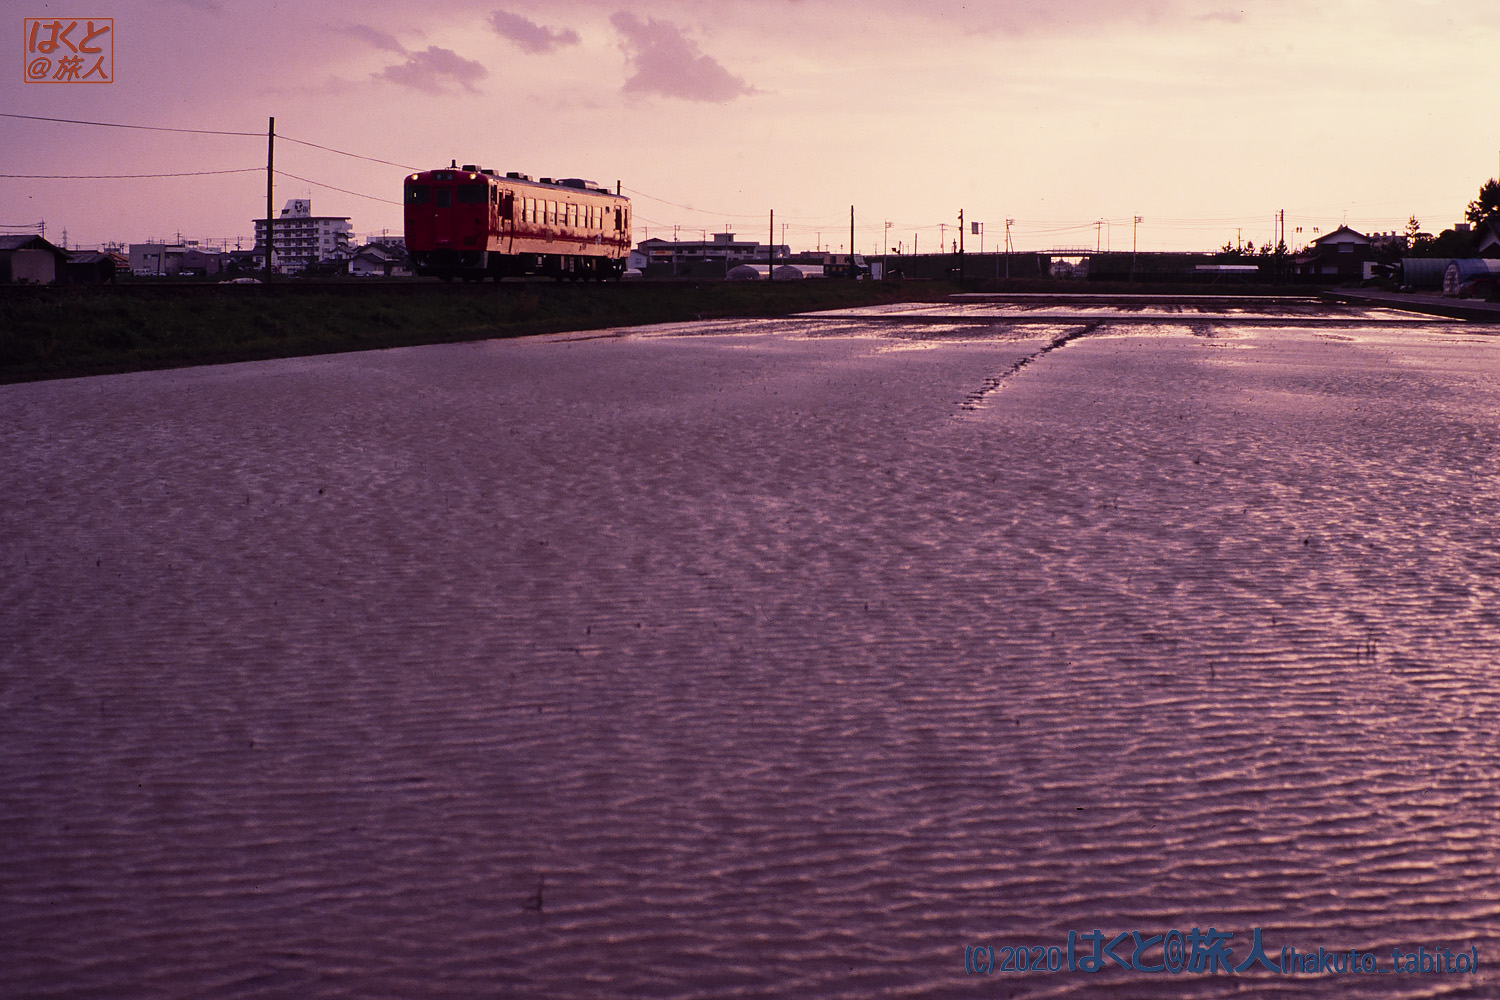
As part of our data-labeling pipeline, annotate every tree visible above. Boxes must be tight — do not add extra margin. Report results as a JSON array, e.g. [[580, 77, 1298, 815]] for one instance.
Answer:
[[1465, 179, 1500, 225], [1405, 214, 1423, 244]]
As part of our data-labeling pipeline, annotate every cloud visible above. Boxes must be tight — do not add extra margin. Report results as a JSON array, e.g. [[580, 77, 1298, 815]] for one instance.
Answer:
[[341, 24, 407, 53], [489, 10, 581, 54], [376, 46, 487, 93], [609, 12, 756, 103]]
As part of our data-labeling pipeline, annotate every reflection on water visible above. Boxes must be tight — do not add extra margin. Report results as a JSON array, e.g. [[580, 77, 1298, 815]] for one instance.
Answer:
[[2, 305, 1499, 998]]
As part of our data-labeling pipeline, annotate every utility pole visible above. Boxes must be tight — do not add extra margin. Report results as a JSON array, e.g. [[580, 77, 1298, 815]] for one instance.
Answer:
[[849, 205, 855, 277], [265, 116, 275, 283], [1005, 218, 1013, 279], [884, 221, 891, 280], [1277, 208, 1286, 284], [768, 209, 774, 281], [1132, 215, 1142, 282], [958, 209, 965, 284]]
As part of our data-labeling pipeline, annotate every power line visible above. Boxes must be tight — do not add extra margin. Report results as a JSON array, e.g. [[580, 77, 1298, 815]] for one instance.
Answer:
[[276, 134, 421, 172], [274, 170, 402, 206], [0, 168, 261, 179], [621, 185, 827, 222], [0, 111, 259, 136], [1, 112, 419, 171]]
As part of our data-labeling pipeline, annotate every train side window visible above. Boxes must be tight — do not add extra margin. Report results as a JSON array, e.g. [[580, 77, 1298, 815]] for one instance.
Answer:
[[406, 184, 430, 205], [435, 188, 451, 208], [458, 184, 486, 205]]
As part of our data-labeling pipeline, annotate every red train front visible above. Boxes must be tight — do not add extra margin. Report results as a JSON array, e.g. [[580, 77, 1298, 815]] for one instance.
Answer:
[[404, 163, 631, 281]]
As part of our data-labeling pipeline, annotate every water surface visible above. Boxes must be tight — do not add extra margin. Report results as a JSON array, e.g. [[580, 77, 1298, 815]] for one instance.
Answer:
[[3, 303, 1499, 998]]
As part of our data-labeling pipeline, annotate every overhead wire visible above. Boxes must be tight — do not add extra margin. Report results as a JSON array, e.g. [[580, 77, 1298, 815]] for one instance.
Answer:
[[274, 171, 402, 206], [0, 168, 261, 179], [0, 111, 259, 136], [3, 112, 1469, 252], [275, 134, 421, 172]]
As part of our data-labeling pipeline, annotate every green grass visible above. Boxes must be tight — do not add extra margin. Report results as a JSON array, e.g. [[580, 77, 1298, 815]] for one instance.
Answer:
[[0, 280, 965, 384]]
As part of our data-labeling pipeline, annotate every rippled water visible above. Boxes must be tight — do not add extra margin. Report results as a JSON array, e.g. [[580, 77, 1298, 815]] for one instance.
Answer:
[[3, 301, 1499, 998]]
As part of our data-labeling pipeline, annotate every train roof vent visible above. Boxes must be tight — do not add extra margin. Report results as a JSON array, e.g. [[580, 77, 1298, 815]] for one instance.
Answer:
[[505, 171, 533, 181], [559, 178, 593, 189], [461, 164, 478, 172], [481, 169, 497, 176]]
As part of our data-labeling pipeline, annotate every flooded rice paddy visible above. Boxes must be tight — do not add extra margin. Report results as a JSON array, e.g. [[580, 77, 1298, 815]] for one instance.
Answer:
[[3, 298, 1499, 998]]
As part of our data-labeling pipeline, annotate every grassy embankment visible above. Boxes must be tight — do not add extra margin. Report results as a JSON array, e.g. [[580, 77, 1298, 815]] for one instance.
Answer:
[[0, 279, 966, 384]]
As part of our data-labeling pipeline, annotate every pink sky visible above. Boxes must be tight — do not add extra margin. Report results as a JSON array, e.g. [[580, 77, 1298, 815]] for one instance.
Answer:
[[4, 0, 1499, 253]]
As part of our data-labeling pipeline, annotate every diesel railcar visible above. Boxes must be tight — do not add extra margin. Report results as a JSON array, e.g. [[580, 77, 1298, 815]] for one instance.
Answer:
[[404, 163, 631, 281]]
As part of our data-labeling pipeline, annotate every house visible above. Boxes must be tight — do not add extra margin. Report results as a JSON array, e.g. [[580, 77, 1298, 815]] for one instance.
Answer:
[[635, 233, 788, 277], [348, 243, 410, 277], [64, 250, 123, 284], [0, 234, 70, 284], [1293, 226, 1373, 281], [1475, 217, 1500, 258], [129, 243, 224, 277]]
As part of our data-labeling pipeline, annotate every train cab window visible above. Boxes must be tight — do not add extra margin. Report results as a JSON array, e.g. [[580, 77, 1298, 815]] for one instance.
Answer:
[[405, 184, 430, 205], [435, 188, 451, 208], [458, 184, 486, 205]]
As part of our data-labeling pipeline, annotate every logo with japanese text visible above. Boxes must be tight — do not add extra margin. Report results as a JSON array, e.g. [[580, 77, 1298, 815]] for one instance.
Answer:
[[24, 18, 112, 83]]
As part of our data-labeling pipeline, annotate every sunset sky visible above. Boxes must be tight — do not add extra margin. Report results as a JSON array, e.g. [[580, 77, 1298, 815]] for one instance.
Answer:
[[4, 0, 1499, 254]]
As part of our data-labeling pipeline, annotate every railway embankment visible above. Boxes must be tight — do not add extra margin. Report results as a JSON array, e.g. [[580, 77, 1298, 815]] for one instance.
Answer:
[[1320, 287, 1500, 323], [1, 279, 967, 384], [7, 279, 1494, 385]]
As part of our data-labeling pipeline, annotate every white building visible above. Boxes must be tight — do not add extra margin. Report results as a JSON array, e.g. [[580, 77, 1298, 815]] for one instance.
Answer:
[[253, 198, 352, 274], [636, 233, 788, 265]]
